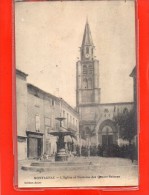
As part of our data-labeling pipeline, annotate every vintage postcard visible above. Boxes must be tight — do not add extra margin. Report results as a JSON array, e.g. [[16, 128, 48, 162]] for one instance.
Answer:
[[15, 0, 138, 188]]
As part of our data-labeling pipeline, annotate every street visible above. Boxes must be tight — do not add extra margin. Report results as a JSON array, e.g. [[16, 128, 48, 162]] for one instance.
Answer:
[[18, 156, 138, 188]]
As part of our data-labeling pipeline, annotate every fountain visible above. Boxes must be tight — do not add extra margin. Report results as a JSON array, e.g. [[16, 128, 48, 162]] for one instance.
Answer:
[[21, 117, 95, 172], [48, 117, 75, 161]]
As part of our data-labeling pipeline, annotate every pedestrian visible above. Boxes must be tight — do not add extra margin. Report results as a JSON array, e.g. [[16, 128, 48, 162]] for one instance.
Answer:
[[129, 144, 135, 163]]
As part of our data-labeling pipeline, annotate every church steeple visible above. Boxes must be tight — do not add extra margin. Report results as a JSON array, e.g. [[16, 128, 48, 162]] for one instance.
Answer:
[[76, 19, 100, 107], [81, 19, 95, 61], [81, 19, 94, 47]]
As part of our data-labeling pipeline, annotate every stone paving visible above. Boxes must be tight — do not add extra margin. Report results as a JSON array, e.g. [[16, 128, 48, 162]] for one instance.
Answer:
[[18, 157, 138, 188]]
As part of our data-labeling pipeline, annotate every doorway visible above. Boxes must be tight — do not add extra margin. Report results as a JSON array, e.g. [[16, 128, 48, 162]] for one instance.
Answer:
[[27, 132, 43, 159], [102, 126, 113, 147]]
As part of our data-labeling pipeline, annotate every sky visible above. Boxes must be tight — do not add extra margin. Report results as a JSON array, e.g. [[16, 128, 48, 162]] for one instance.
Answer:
[[15, 0, 136, 108]]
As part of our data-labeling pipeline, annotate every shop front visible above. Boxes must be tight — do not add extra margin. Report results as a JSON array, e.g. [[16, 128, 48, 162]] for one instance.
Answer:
[[26, 131, 43, 159]]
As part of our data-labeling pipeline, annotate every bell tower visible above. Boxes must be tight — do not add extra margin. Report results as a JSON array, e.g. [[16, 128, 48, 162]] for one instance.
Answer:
[[81, 19, 94, 62], [76, 20, 100, 113]]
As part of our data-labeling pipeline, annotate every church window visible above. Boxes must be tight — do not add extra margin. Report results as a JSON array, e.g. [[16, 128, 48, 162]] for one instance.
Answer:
[[83, 65, 87, 74], [88, 64, 93, 74], [104, 108, 109, 113], [86, 47, 89, 54]]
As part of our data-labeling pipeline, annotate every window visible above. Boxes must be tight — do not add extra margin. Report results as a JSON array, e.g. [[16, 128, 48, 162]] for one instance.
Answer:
[[83, 65, 87, 74], [35, 115, 40, 131], [104, 108, 109, 113], [86, 47, 89, 54], [52, 99, 55, 106], [88, 64, 93, 74]]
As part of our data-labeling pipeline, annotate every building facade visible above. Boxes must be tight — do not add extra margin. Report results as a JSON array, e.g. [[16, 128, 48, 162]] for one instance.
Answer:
[[76, 20, 135, 147], [26, 84, 61, 159], [16, 70, 28, 160], [16, 71, 79, 160]]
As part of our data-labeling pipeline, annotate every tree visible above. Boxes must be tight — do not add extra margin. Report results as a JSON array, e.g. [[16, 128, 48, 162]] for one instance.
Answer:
[[114, 109, 137, 145]]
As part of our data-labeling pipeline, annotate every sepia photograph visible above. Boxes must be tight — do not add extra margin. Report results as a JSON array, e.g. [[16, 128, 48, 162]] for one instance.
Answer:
[[15, 0, 138, 188]]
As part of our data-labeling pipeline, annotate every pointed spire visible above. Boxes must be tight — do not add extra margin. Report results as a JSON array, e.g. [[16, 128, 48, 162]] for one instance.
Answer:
[[81, 19, 93, 47]]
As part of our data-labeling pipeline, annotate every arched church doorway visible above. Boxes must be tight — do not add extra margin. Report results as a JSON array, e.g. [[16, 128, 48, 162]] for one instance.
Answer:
[[98, 119, 117, 147], [102, 126, 113, 147]]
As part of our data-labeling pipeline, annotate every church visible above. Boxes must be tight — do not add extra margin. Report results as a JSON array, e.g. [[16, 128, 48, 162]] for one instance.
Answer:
[[76, 20, 135, 147], [16, 19, 136, 160]]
